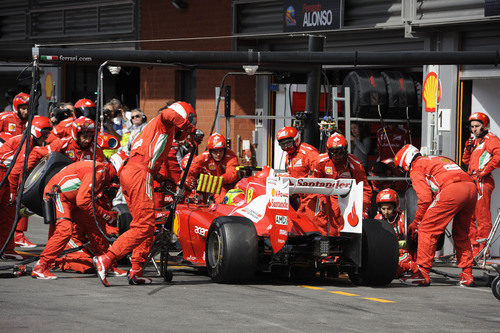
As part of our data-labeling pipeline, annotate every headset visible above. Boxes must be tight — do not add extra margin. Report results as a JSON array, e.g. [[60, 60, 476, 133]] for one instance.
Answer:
[[131, 108, 147, 123]]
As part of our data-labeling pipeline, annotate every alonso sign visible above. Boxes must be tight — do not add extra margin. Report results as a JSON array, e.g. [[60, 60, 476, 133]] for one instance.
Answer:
[[284, 0, 343, 32]]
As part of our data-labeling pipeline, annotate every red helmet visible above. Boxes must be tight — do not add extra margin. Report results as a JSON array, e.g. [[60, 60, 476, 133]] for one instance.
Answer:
[[394, 144, 420, 171], [31, 116, 53, 139], [109, 150, 128, 174], [207, 133, 226, 150], [277, 126, 301, 153], [468, 112, 490, 129], [74, 99, 96, 119], [71, 117, 95, 141], [97, 132, 120, 149], [376, 188, 399, 209], [180, 153, 193, 170], [13, 93, 29, 112], [169, 101, 197, 126], [326, 133, 348, 149]]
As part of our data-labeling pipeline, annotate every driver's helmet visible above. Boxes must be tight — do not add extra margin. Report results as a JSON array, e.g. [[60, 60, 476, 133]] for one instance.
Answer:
[[376, 188, 399, 210], [222, 189, 245, 206]]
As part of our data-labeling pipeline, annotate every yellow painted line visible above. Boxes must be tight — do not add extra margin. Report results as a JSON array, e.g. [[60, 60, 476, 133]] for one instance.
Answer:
[[363, 297, 395, 303], [15, 251, 39, 257], [299, 285, 325, 290], [329, 291, 359, 297]]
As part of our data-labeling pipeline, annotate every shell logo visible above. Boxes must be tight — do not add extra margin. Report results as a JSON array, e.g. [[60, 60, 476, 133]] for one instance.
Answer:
[[44, 73, 53, 100], [423, 72, 441, 112]]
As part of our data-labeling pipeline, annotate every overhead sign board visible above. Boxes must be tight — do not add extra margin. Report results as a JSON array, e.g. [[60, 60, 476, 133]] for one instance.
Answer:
[[284, 0, 343, 32]]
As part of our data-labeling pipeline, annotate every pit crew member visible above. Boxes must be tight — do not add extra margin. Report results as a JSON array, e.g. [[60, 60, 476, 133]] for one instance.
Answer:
[[31, 161, 121, 279], [0, 116, 52, 259], [462, 112, 500, 256], [93, 101, 197, 286], [0, 93, 29, 135], [374, 188, 416, 277], [395, 144, 476, 287], [377, 123, 409, 161], [276, 126, 320, 217], [312, 133, 372, 235], [186, 132, 239, 203]]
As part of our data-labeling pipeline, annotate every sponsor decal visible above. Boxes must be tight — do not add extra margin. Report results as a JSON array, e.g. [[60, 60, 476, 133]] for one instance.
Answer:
[[247, 187, 254, 203], [347, 203, 359, 227], [275, 215, 288, 226], [325, 166, 333, 175], [67, 151, 75, 159], [194, 226, 208, 237], [208, 163, 216, 171], [267, 178, 289, 210], [8, 123, 15, 132]]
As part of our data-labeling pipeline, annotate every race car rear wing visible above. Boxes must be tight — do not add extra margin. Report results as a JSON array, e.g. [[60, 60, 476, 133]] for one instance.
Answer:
[[267, 177, 364, 234]]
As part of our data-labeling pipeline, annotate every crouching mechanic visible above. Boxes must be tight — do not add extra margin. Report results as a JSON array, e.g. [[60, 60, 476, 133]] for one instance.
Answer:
[[312, 133, 372, 235], [186, 133, 239, 203], [31, 160, 123, 279], [462, 112, 500, 256], [395, 144, 477, 287], [93, 101, 197, 286], [0, 116, 52, 259], [374, 189, 416, 277]]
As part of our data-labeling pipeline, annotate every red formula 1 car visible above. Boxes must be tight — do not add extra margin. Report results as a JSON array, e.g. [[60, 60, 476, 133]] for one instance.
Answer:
[[156, 169, 398, 286]]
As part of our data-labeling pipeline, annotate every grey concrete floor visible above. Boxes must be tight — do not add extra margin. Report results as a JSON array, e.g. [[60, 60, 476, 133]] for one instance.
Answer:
[[0, 216, 498, 332]]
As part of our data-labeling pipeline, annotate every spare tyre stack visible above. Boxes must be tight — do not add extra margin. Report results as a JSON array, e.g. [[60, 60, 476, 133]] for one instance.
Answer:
[[342, 70, 388, 118], [381, 71, 419, 119]]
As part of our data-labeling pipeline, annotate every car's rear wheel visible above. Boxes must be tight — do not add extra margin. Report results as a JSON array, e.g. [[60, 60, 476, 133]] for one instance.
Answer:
[[359, 219, 399, 286], [492, 275, 500, 301], [206, 216, 258, 283]]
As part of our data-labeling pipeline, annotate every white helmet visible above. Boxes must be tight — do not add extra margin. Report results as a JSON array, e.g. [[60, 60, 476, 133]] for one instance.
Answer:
[[109, 150, 128, 174]]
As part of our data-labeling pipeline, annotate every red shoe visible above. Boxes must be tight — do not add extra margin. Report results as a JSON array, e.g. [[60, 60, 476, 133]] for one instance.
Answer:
[[108, 267, 128, 277], [399, 266, 430, 286], [32, 261, 57, 280], [458, 269, 475, 287], [128, 268, 152, 285], [14, 232, 37, 248], [93, 254, 112, 287], [1, 251, 25, 260]]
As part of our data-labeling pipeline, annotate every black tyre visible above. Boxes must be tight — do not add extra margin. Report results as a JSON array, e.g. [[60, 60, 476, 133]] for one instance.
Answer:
[[492, 276, 500, 301], [206, 216, 258, 283], [342, 70, 387, 118], [115, 204, 132, 235], [22, 152, 72, 216], [381, 71, 417, 119], [359, 219, 399, 286]]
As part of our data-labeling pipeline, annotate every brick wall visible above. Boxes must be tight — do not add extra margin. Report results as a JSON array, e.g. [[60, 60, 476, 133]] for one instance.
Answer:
[[140, 1, 256, 154]]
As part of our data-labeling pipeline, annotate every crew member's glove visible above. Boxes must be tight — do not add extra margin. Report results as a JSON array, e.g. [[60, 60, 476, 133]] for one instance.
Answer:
[[465, 138, 475, 153], [102, 210, 118, 226], [185, 178, 197, 190]]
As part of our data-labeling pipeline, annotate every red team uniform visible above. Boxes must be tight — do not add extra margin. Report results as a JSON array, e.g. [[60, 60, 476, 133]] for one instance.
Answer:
[[395, 145, 476, 287], [462, 112, 500, 255], [93, 101, 197, 286]]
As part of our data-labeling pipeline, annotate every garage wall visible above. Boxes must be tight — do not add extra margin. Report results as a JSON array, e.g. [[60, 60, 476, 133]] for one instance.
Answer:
[[471, 79, 500, 256]]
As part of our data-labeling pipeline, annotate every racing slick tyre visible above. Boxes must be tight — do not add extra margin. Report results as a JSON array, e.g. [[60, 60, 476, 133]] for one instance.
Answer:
[[492, 276, 500, 301], [206, 216, 258, 283], [115, 204, 132, 235], [22, 152, 72, 216], [359, 219, 399, 286]]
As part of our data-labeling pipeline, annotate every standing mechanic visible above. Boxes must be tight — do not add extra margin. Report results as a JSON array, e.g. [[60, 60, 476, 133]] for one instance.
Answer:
[[0, 92, 29, 135], [462, 112, 500, 256], [31, 161, 120, 279], [374, 189, 416, 277], [93, 101, 197, 286], [0, 116, 52, 259], [312, 133, 372, 235], [395, 144, 476, 287], [186, 132, 239, 203], [377, 123, 409, 161], [276, 126, 320, 216]]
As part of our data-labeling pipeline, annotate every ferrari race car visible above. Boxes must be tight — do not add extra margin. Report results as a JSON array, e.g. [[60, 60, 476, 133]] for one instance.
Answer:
[[161, 170, 399, 286]]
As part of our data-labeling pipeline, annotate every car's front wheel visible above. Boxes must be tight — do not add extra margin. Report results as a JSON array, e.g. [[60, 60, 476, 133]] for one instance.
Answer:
[[206, 216, 258, 283]]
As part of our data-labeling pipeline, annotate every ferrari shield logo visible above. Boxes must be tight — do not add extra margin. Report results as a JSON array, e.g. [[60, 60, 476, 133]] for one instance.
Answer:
[[208, 163, 216, 171], [8, 123, 15, 132], [325, 166, 333, 175], [67, 151, 75, 159]]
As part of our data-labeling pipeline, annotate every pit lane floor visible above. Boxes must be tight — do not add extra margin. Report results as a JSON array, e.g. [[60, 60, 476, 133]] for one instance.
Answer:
[[1, 216, 498, 332]]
